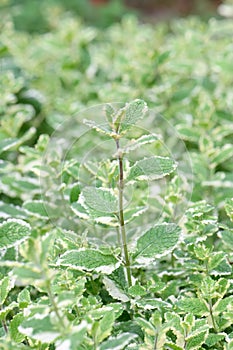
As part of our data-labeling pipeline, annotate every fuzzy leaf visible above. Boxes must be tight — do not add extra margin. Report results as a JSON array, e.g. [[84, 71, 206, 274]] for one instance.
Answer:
[[205, 333, 226, 347], [99, 332, 137, 350], [127, 156, 177, 182], [83, 119, 117, 137], [123, 134, 161, 153], [211, 144, 233, 167], [177, 298, 209, 316], [119, 99, 148, 133], [186, 328, 208, 350], [57, 249, 118, 274], [134, 223, 181, 259], [82, 187, 118, 214], [0, 219, 31, 250], [220, 230, 233, 248]]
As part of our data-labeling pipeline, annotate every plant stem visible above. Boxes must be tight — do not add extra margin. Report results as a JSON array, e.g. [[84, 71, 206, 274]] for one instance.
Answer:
[[208, 298, 218, 332], [115, 139, 132, 287], [46, 280, 66, 330], [0, 306, 8, 334]]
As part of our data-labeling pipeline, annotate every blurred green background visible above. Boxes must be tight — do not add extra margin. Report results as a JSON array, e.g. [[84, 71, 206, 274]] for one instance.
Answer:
[[1, 0, 223, 33]]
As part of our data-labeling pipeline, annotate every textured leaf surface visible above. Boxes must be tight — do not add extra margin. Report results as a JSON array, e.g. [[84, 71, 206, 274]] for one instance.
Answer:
[[119, 99, 148, 133], [82, 187, 118, 213], [127, 156, 177, 182], [124, 134, 161, 153], [134, 223, 181, 259], [57, 249, 118, 273], [177, 298, 209, 316], [0, 219, 31, 250]]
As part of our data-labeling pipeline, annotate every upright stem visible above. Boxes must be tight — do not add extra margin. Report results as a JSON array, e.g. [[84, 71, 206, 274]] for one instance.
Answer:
[[115, 139, 132, 287], [46, 280, 66, 330]]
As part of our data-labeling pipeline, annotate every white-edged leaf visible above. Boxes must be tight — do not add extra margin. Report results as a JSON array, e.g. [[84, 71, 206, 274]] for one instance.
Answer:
[[0, 276, 14, 305], [119, 99, 148, 133], [57, 249, 119, 274], [83, 119, 117, 137], [99, 332, 137, 350], [23, 200, 49, 219], [123, 134, 161, 153], [134, 223, 181, 260], [82, 187, 118, 213], [0, 219, 31, 250], [127, 156, 177, 182], [19, 314, 60, 343], [9, 313, 25, 343], [103, 276, 129, 302], [176, 298, 209, 316], [0, 201, 27, 219]]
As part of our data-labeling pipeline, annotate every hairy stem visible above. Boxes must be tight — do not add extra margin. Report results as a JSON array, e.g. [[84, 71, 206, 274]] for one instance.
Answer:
[[115, 139, 132, 287]]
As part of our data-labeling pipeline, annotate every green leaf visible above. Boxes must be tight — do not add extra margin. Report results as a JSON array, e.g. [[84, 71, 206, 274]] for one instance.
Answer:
[[99, 332, 137, 350], [205, 333, 226, 347], [0, 276, 13, 305], [0, 201, 27, 219], [10, 313, 25, 343], [0, 138, 18, 154], [128, 284, 147, 297], [127, 156, 177, 182], [19, 314, 60, 343], [23, 200, 49, 219], [213, 296, 233, 314], [95, 310, 115, 343], [211, 144, 233, 167], [82, 187, 118, 214], [83, 119, 117, 137], [17, 288, 31, 308], [55, 321, 87, 350], [0, 302, 18, 321], [176, 125, 200, 142], [119, 99, 148, 133], [57, 249, 119, 274], [225, 198, 233, 221], [220, 230, 233, 248], [177, 298, 209, 316], [104, 104, 115, 124], [0, 219, 31, 250], [123, 134, 161, 153], [134, 223, 181, 260], [103, 276, 129, 302], [186, 327, 209, 350]]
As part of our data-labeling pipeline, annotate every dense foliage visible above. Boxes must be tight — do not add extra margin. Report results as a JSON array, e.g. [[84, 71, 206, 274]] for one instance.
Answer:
[[1, 5, 233, 350]]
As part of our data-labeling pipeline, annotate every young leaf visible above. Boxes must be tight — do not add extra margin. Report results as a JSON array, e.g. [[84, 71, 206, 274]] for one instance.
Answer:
[[134, 223, 181, 260], [119, 99, 148, 133], [104, 103, 115, 124], [0, 219, 31, 250], [83, 119, 117, 138], [123, 134, 161, 153], [57, 249, 119, 274], [127, 156, 177, 182]]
